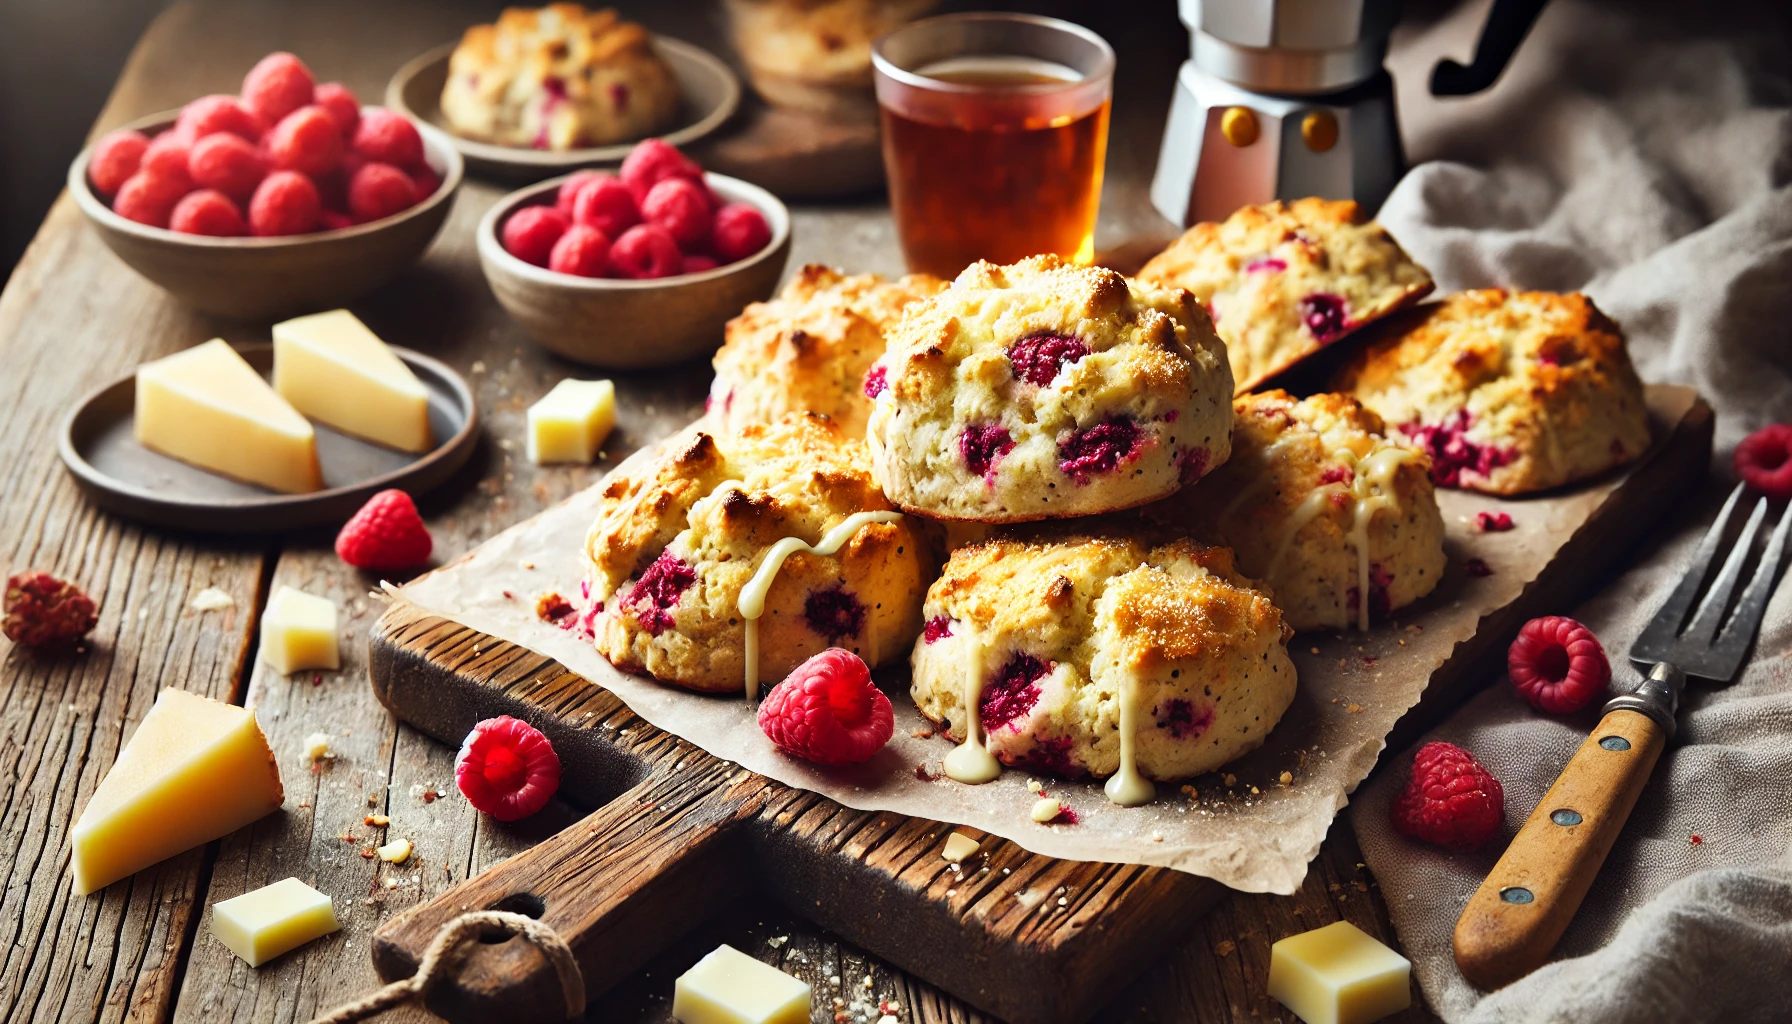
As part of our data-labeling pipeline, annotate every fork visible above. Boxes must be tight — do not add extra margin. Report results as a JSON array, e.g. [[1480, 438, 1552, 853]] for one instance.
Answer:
[[1452, 481, 1792, 989]]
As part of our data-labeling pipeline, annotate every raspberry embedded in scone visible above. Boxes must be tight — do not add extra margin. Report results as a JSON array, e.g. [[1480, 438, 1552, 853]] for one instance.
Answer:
[[1332, 290, 1653, 495], [1137, 198, 1434, 393], [866, 255, 1235, 523]]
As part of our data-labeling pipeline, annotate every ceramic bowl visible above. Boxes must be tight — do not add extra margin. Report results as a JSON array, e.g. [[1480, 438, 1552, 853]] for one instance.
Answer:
[[68, 108, 463, 320], [477, 172, 790, 368]]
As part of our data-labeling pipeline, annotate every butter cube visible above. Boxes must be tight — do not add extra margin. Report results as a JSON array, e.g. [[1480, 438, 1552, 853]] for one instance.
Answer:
[[211, 877, 340, 967], [526, 379, 614, 464], [272, 309, 433, 452], [673, 944, 809, 1024], [135, 339, 322, 493], [260, 586, 340, 675], [1268, 921, 1412, 1024]]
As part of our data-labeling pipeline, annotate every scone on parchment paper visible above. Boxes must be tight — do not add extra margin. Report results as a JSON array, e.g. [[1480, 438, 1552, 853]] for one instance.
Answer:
[[866, 254, 1234, 524], [585, 412, 931, 693], [724, 0, 936, 117], [1333, 289, 1653, 495], [1137, 198, 1434, 394]]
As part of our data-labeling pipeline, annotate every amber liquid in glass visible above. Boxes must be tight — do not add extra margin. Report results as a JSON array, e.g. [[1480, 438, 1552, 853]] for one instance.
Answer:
[[881, 58, 1110, 278]]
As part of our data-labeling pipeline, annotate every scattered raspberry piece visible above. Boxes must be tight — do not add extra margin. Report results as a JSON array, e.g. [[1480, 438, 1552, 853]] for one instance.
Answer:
[[242, 51, 316, 126], [248, 170, 322, 236], [1508, 615, 1610, 714], [88, 129, 150, 197], [350, 108, 424, 170], [1476, 511, 1515, 533], [681, 253, 719, 275], [112, 173, 183, 228], [139, 133, 195, 192], [609, 223, 681, 279], [3, 570, 99, 647], [710, 202, 771, 262], [548, 223, 611, 277], [334, 488, 432, 571], [640, 177, 712, 247], [619, 137, 701, 201], [188, 132, 268, 200], [570, 174, 640, 238], [176, 94, 261, 142], [169, 190, 246, 236], [312, 82, 361, 135], [1734, 423, 1792, 501], [556, 169, 608, 213], [757, 649, 894, 765], [1391, 741, 1504, 851], [1462, 557, 1494, 577], [455, 715, 562, 821], [346, 161, 417, 223], [267, 106, 343, 176], [502, 206, 571, 267]]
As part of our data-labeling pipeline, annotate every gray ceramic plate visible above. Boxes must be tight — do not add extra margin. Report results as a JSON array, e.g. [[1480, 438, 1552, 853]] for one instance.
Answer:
[[59, 343, 478, 534]]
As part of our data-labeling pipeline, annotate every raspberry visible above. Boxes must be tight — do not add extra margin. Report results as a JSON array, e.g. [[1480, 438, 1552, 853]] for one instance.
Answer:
[[188, 132, 268, 200], [176, 94, 261, 142], [1508, 615, 1610, 714], [959, 423, 1014, 481], [1734, 423, 1792, 501], [312, 82, 361, 135], [248, 171, 322, 236], [169, 190, 245, 236], [556, 170, 608, 214], [320, 209, 354, 232], [1157, 698, 1213, 740], [242, 51, 316, 126], [411, 167, 441, 199], [681, 253, 719, 275], [609, 223, 682, 279], [89, 129, 150, 197], [112, 173, 184, 228], [1178, 446, 1211, 484], [1400, 411, 1517, 488], [922, 615, 953, 643], [710, 203, 771, 262], [1476, 511, 1515, 532], [756, 649, 894, 765], [640, 177, 712, 247], [1391, 741, 1503, 850], [1298, 292, 1351, 343], [140, 133, 195, 192], [547, 224, 611, 277], [1058, 415, 1146, 483], [1008, 333, 1089, 386], [346, 162, 417, 223], [268, 106, 344, 176], [619, 138, 701, 201], [863, 365, 887, 399], [502, 205, 571, 267], [350, 109, 424, 170], [803, 586, 865, 640], [981, 653, 1048, 731], [570, 174, 641, 238], [455, 715, 562, 821], [624, 552, 695, 635], [334, 489, 432, 571], [1244, 255, 1287, 273], [3, 570, 99, 647]]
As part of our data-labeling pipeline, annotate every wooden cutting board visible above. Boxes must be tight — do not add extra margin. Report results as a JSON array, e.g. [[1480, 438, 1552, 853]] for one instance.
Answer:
[[365, 394, 1712, 1024]]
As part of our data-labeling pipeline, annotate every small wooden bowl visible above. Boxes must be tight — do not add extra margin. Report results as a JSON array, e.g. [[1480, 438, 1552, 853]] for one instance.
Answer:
[[68, 108, 463, 321], [477, 172, 790, 368]]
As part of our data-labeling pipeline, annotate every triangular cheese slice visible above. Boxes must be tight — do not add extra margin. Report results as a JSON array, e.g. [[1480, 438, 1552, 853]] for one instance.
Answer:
[[134, 339, 323, 493], [272, 309, 433, 452]]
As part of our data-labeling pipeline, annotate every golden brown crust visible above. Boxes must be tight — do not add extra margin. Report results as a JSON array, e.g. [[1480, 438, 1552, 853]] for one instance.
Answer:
[[724, 0, 936, 115]]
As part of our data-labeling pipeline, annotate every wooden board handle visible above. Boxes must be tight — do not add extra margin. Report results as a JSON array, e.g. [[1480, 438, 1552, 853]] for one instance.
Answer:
[[371, 758, 768, 1023], [1453, 708, 1666, 989]]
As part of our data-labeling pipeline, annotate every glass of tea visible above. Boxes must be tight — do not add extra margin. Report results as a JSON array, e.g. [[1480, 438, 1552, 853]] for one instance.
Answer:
[[873, 13, 1115, 278]]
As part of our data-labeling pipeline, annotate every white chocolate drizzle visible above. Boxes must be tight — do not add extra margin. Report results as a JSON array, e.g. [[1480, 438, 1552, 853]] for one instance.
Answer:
[[1265, 444, 1423, 630], [943, 628, 1001, 784], [1104, 669, 1155, 806]]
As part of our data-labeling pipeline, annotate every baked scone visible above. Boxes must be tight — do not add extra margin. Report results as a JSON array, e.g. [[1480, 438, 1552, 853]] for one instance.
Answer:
[[911, 531, 1295, 788], [441, 5, 681, 150], [866, 255, 1234, 524], [723, 0, 935, 117], [709, 264, 947, 437], [585, 412, 931, 695], [1333, 290, 1653, 495], [1137, 198, 1434, 393], [1151, 391, 1446, 632]]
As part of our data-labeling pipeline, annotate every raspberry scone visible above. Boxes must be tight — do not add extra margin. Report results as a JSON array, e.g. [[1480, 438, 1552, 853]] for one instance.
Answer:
[[866, 255, 1234, 524], [1333, 290, 1653, 495], [910, 531, 1294, 803], [724, 0, 937, 116], [1152, 391, 1446, 632], [1137, 198, 1434, 393], [585, 412, 931, 696], [709, 264, 947, 436]]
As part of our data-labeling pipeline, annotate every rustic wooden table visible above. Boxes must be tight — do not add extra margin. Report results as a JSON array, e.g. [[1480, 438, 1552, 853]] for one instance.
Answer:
[[0, 1, 1443, 1021]]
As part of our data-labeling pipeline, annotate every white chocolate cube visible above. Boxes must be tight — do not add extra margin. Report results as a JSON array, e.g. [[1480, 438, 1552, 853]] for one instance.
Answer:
[[272, 309, 433, 452], [259, 586, 340, 675], [210, 877, 340, 967], [673, 944, 809, 1024], [1268, 921, 1411, 1024], [526, 379, 615, 465]]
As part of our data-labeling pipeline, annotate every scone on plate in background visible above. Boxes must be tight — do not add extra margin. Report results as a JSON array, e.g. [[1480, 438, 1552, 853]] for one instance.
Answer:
[[724, 0, 936, 117], [585, 412, 931, 695], [441, 4, 681, 150], [1137, 198, 1434, 394], [1333, 289, 1653, 495], [1151, 390, 1446, 632], [866, 255, 1234, 524], [709, 264, 947, 436]]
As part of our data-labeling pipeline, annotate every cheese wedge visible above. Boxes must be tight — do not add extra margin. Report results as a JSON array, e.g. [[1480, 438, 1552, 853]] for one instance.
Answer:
[[272, 309, 433, 452], [211, 877, 340, 967], [526, 378, 615, 464], [135, 339, 323, 493], [71, 688, 284, 896]]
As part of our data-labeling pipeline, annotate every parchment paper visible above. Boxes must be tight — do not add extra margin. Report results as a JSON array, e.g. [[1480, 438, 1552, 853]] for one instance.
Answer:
[[398, 386, 1694, 895]]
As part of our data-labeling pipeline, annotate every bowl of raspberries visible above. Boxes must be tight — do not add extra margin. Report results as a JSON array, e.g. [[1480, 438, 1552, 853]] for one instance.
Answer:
[[69, 51, 463, 320], [477, 139, 790, 369]]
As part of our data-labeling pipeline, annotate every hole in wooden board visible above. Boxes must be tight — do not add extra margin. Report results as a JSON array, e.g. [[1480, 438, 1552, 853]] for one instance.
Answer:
[[483, 891, 547, 941]]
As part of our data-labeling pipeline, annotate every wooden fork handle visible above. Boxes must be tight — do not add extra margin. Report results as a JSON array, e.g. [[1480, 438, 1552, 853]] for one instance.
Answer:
[[1452, 707, 1666, 989]]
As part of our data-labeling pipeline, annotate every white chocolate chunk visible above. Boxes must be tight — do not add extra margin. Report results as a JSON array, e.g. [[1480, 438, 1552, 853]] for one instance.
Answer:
[[526, 379, 615, 464], [190, 587, 235, 611], [272, 309, 433, 452], [376, 838, 412, 863], [1030, 797, 1062, 823], [304, 733, 332, 760], [210, 877, 339, 967], [673, 943, 809, 1024], [941, 831, 979, 863], [260, 586, 340, 675], [135, 339, 322, 493], [1268, 921, 1411, 1024]]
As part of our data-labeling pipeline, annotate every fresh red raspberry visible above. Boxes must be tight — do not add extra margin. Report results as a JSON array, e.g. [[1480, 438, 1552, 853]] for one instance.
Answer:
[[1476, 511, 1515, 533], [1734, 424, 1792, 501], [548, 224, 611, 277], [350, 109, 424, 170], [556, 170, 608, 213], [176, 94, 261, 141], [570, 174, 641, 238], [1508, 615, 1611, 714], [608, 223, 681, 279], [320, 209, 354, 231], [187, 132, 268, 200], [242, 51, 316, 126], [619, 138, 701, 201], [267, 106, 343, 176], [169, 190, 246, 236], [681, 253, 719, 275], [502, 205, 571, 267], [346, 162, 417, 222], [140, 133, 195, 192], [312, 82, 361, 135], [455, 715, 562, 821], [710, 202, 771, 262], [411, 167, 441, 200], [640, 177, 712, 246], [248, 170, 322, 236], [112, 173, 184, 228], [89, 129, 150, 197], [1391, 741, 1504, 851], [756, 649, 894, 765], [335, 489, 432, 571], [3, 570, 99, 647]]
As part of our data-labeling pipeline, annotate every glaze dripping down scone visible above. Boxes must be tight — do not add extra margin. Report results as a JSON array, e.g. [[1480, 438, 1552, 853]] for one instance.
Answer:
[[866, 255, 1235, 523], [585, 412, 931, 693], [1151, 391, 1446, 632], [1137, 198, 1434, 393], [441, 4, 681, 151], [709, 264, 947, 436], [1332, 290, 1653, 495], [911, 531, 1295, 782]]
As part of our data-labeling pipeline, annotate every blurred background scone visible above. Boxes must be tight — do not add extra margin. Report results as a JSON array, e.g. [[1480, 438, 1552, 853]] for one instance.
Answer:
[[911, 531, 1294, 783], [724, 0, 935, 118], [709, 264, 946, 436], [1138, 198, 1434, 394], [1334, 289, 1653, 495], [867, 255, 1234, 524], [1152, 390, 1446, 632], [585, 412, 931, 694], [441, 4, 681, 150]]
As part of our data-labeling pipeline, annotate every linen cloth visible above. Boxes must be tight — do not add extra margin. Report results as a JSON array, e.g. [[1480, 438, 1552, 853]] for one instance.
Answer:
[[1353, 0, 1792, 1020]]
